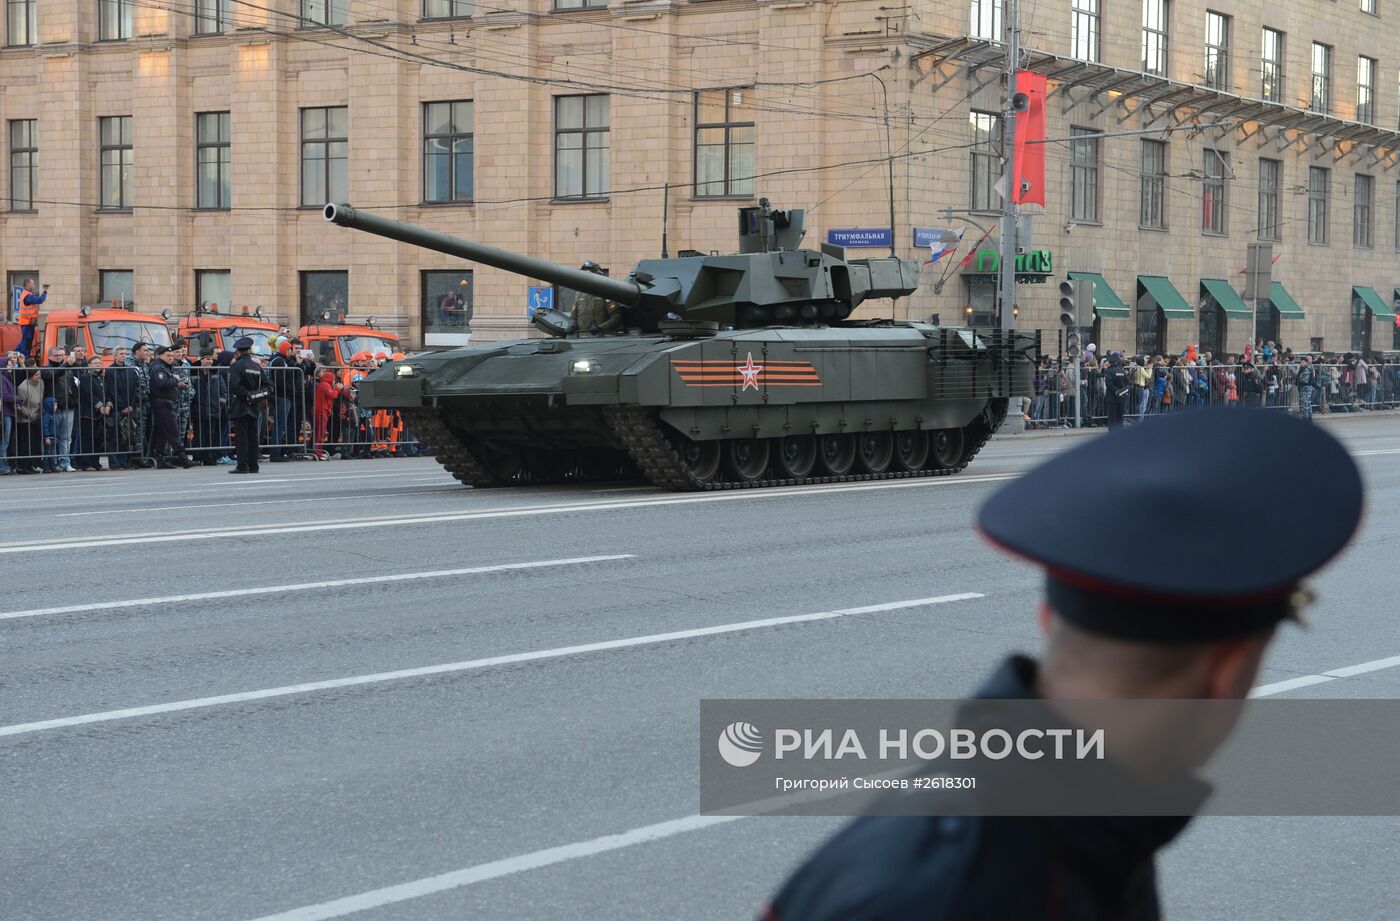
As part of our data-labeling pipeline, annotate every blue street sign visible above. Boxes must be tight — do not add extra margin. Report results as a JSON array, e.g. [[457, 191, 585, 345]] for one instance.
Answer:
[[913, 227, 961, 248], [527, 286, 553, 317], [826, 227, 893, 248], [10, 286, 23, 322]]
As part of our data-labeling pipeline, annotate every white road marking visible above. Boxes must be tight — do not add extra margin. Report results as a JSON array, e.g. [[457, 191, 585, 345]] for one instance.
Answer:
[[0, 469, 451, 496], [54, 486, 460, 517], [0, 594, 980, 738], [0, 555, 634, 623], [243, 814, 745, 921], [1350, 448, 1400, 456], [242, 647, 1400, 920], [0, 474, 1019, 555], [1250, 653, 1400, 696]]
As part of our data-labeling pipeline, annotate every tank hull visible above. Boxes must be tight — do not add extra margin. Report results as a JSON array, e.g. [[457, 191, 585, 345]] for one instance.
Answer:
[[361, 323, 1036, 490]]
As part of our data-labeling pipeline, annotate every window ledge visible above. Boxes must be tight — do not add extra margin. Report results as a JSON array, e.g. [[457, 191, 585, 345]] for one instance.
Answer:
[[419, 199, 474, 208], [1201, 230, 1229, 238], [8, 208, 38, 215], [1306, 241, 1331, 247], [1138, 225, 1169, 233], [96, 207, 133, 214], [419, 15, 474, 22], [93, 37, 132, 44], [550, 197, 610, 205], [691, 195, 756, 202], [192, 207, 231, 213], [1070, 219, 1103, 227]]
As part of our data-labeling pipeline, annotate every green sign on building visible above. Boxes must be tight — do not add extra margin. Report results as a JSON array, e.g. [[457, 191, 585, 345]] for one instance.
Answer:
[[963, 249, 1053, 281]]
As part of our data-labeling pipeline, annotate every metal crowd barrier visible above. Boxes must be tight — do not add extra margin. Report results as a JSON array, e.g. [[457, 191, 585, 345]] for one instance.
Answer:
[[1027, 362, 1400, 428], [0, 363, 424, 473]]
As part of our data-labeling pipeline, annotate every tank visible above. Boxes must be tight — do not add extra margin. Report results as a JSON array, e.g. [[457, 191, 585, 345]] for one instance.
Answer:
[[326, 200, 1037, 491]]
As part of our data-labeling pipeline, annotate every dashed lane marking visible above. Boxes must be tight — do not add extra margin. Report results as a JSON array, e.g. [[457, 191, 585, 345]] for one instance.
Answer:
[[0, 555, 635, 623], [0, 594, 981, 737]]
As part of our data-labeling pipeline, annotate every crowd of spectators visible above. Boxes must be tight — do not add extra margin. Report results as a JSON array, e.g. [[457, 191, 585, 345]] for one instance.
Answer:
[[0, 334, 417, 475], [1027, 340, 1400, 429]]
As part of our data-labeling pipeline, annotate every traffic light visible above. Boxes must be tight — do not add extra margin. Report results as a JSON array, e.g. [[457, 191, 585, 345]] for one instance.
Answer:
[[1058, 277, 1095, 360]]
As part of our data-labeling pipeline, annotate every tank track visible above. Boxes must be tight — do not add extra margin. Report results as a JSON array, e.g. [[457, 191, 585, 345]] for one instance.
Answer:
[[401, 408, 505, 488], [602, 401, 1006, 492]]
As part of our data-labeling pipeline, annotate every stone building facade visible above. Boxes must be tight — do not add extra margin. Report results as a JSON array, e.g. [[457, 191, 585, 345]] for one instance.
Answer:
[[1, 0, 1397, 355]]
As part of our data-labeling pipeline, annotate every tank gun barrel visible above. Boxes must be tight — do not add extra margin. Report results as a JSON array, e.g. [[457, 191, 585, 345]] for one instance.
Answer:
[[323, 203, 642, 307]]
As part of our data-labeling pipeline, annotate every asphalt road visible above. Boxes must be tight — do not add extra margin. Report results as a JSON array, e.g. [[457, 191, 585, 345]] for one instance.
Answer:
[[3, 414, 1399, 920]]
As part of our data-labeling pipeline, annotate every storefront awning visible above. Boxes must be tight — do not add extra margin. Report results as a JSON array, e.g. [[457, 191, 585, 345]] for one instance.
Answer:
[[1200, 278, 1252, 320], [1353, 285, 1396, 319], [1067, 271, 1129, 318], [1269, 281, 1305, 319], [1138, 275, 1195, 319]]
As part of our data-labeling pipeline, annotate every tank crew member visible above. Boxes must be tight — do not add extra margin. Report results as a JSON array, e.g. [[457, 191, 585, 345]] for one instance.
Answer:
[[570, 262, 623, 335], [148, 346, 193, 469], [228, 337, 269, 474], [764, 409, 1363, 921]]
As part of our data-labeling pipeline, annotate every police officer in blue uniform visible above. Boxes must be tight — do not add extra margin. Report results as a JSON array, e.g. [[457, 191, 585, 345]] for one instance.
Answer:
[[764, 409, 1363, 921]]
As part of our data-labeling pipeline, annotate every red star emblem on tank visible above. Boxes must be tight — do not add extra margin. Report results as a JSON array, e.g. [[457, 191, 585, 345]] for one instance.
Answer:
[[737, 353, 765, 390]]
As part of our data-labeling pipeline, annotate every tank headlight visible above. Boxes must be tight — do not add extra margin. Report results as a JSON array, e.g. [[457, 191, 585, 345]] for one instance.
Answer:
[[570, 360, 595, 374], [396, 364, 416, 377]]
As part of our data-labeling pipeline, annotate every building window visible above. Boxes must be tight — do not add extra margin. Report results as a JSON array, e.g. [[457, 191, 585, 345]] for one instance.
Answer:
[[301, 0, 345, 27], [969, 111, 1002, 213], [100, 270, 134, 307], [300, 271, 348, 327], [1258, 158, 1281, 241], [1311, 43, 1332, 114], [6, 0, 36, 46], [423, 100, 474, 204], [694, 89, 755, 198], [423, 0, 472, 17], [1362, 0, 1376, 13], [1141, 0, 1168, 76], [1357, 57, 1377, 124], [8, 119, 36, 212], [196, 269, 231, 313], [1203, 11, 1230, 91], [1354, 174, 1374, 248], [970, 0, 1001, 39], [1139, 139, 1167, 229], [1307, 166, 1330, 244], [554, 94, 609, 200], [1260, 28, 1284, 103], [1070, 0, 1099, 62], [196, 112, 231, 210], [554, 0, 606, 8], [1201, 148, 1227, 234], [422, 270, 473, 345], [194, 0, 228, 33], [1068, 127, 1099, 223], [99, 116, 133, 211], [98, 0, 130, 39], [300, 106, 348, 207], [1395, 181, 1400, 251]]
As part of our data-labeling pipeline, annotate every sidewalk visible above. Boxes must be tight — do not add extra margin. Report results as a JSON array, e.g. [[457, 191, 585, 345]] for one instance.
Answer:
[[993, 407, 1400, 441]]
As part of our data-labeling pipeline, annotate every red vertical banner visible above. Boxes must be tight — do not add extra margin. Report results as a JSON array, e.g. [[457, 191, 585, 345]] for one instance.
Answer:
[[1012, 71, 1047, 206]]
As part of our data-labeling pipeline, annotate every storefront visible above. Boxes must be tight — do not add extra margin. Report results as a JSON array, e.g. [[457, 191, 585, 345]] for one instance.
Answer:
[[960, 249, 1053, 328], [1066, 270, 1129, 354], [1351, 285, 1395, 354], [1136, 275, 1194, 356], [1199, 278, 1251, 356]]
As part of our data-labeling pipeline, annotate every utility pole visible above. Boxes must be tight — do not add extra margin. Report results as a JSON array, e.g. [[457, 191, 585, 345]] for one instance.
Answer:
[[996, 0, 1020, 332]]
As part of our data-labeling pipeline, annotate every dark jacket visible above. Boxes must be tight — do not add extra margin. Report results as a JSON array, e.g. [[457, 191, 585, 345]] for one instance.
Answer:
[[268, 354, 302, 400], [148, 361, 182, 403], [104, 364, 138, 412], [195, 366, 228, 417], [44, 364, 79, 411], [764, 657, 1197, 921], [228, 354, 268, 418], [77, 368, 107, 418], [0, 371, 14, 419]]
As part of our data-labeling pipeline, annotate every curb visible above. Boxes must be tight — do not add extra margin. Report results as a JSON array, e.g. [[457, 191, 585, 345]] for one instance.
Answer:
[[992, 407, 1400, 441]]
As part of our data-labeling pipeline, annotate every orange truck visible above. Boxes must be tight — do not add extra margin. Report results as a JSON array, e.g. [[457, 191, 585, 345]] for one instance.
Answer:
[[298, 321, 401, 368], [1, 305, 173, 364], [177, 310, 281, 357]]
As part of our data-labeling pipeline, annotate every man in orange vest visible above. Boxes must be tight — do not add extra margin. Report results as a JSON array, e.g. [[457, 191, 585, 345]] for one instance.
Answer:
[[16, 277, 47, 358]]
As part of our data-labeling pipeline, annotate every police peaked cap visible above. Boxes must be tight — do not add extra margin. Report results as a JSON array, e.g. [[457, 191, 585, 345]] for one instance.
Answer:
[[978, 409, 1363, 642], [232, 337, 255, 350]]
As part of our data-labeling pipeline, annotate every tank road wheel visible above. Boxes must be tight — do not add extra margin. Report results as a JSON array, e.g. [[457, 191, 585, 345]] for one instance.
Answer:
[[724, 438, 771, 484], [770, 435, 816, 480], [477, 446, 526, 482], [815, 433, 856, 477], [930, 428, 965, 470], [893, 430, 930, 471], [856, 432, 894, 475], [674, 436, 722, 485]]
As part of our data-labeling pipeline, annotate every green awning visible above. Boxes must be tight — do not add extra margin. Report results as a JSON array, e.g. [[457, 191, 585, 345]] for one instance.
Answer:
[[1138, 275, 1195, 319], [1067, 271, 1129, 318], [1353, 285, 1395, 319], [1200, 278, 1252, 320], [1269, 281, 1305, 319]]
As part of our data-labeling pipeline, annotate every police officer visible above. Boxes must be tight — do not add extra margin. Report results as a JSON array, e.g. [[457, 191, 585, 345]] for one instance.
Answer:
[[1104, 351, 1130, 428], [764, 409, 1363, 921], [128, 342, 154, 468], [569, 262, 622, 335], [227, 336, 267, 474], [147, 346, 193, 469]]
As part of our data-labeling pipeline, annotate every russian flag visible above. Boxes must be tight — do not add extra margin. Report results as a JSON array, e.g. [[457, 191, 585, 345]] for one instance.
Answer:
[[924, 244, 957, 266]]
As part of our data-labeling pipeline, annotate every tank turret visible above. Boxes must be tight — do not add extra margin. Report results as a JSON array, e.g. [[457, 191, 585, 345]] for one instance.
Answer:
[[323, 199, 919, 331]]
